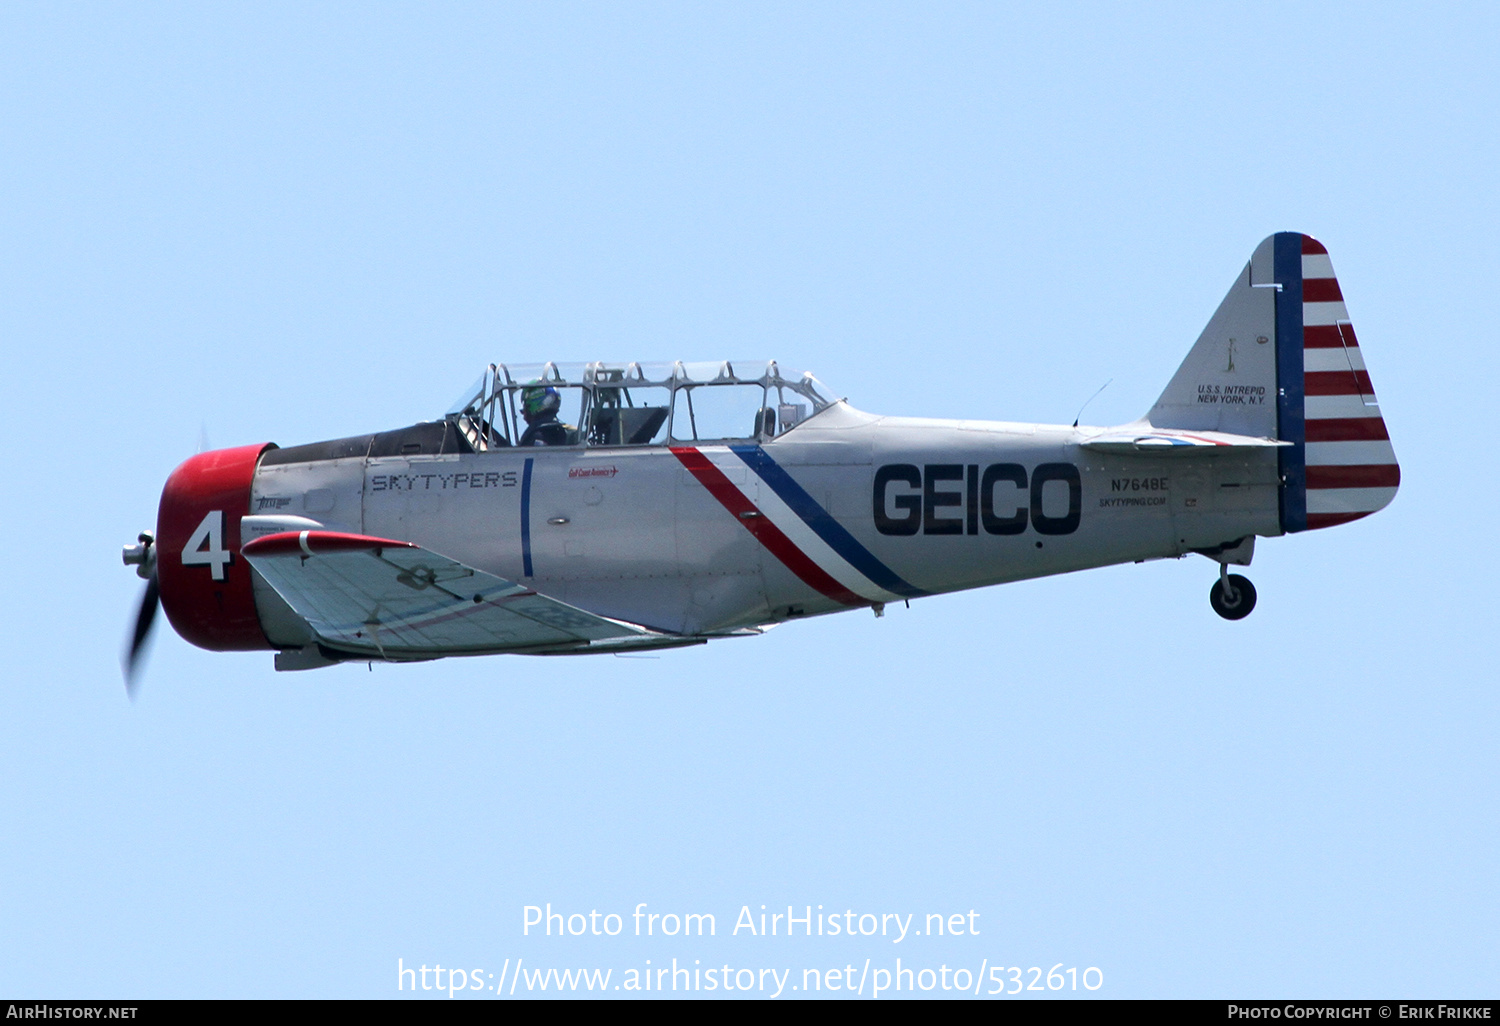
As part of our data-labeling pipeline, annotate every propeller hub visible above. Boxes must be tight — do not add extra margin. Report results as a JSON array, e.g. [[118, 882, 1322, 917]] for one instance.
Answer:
[[122, 531, 156, 580]]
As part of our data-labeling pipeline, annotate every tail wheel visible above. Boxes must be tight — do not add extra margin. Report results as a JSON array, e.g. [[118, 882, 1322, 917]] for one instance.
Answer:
[[1210, 572, 1256, 620]]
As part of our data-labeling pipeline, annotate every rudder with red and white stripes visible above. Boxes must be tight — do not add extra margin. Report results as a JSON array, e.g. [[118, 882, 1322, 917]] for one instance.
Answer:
[[1276, 233, 1399, 532]]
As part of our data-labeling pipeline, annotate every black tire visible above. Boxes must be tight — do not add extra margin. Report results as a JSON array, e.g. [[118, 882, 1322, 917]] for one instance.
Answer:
[[1209, 573, 1257, 620]]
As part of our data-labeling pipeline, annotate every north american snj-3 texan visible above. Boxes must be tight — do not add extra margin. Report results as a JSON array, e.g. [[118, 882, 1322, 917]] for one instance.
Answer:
[[121, 233, 1398, 690]]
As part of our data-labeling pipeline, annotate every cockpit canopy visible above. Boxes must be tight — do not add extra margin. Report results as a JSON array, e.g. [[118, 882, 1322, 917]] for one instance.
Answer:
[[446, 361, 836, 450]]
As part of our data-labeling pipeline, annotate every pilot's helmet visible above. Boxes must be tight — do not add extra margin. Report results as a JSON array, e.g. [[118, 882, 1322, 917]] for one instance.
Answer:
[[521, 384, 561, 419]]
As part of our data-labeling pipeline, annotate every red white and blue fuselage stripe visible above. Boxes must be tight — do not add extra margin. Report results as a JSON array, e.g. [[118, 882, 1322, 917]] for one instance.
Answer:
[[672, 445, 928, 607]]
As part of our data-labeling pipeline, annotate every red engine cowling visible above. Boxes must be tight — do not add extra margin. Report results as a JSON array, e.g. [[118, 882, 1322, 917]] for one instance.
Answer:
[[156, 443, 277, 652]]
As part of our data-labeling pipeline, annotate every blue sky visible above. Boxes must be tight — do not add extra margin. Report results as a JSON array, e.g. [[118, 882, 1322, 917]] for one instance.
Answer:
[[1, 2, 1495, 998]]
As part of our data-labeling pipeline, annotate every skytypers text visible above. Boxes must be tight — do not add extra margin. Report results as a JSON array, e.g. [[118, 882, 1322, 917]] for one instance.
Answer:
[[370, 471, 518, 492]]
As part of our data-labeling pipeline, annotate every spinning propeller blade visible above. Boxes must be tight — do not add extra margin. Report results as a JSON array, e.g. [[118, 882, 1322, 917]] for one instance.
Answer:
[[121, 531, 158, 698]]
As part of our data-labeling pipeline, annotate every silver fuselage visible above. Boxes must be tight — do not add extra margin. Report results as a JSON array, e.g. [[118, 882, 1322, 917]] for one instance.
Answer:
[[248, 403, 1279, 643]]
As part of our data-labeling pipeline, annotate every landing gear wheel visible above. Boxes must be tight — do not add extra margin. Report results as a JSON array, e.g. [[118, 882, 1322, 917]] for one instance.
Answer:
[[1210, 572, 1257, 620]]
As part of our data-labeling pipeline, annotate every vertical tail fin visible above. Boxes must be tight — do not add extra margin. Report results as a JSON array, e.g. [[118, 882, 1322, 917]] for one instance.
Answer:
[[1147, 233, 1398, 532]]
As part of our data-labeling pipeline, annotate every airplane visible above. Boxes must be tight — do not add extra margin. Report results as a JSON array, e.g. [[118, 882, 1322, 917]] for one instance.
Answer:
[[121, 232, 1398, 690]]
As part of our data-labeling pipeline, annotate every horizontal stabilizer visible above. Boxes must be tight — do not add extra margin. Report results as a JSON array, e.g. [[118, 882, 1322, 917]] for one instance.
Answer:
[[1079, 428, 1288, 456], [242, 530, 668, 660]]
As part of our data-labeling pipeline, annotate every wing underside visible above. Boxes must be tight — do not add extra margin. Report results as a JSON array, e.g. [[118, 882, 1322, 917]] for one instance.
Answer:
[[242, 531, 675, 659]]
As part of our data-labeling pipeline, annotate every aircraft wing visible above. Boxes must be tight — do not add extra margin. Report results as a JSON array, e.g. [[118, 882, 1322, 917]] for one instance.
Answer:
[[242, 531, 672, 658]]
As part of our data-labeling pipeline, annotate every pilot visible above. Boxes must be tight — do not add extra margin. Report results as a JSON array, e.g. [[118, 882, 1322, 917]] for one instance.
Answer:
[[519, 385, 571, 446]]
